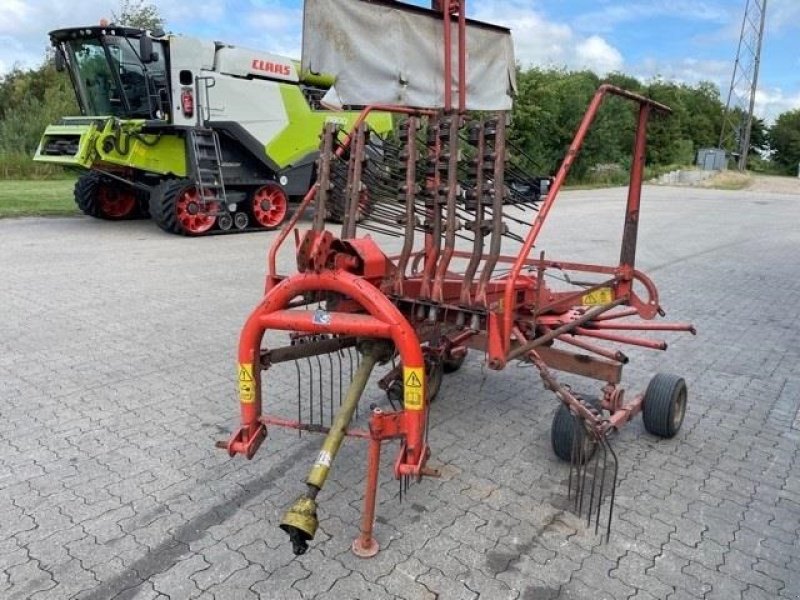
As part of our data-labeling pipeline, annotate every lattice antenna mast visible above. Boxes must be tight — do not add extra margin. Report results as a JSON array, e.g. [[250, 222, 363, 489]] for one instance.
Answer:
[[719, 0, 767, 171]]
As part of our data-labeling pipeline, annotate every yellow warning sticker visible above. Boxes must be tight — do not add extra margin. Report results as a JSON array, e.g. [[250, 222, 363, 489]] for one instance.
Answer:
[[238, 363, 256, 404], [403, 366, 424, 411], [582, 287, 614, 306]]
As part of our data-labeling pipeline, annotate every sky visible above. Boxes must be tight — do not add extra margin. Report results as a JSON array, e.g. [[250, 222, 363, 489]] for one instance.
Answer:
[[1, 0, 798, 120]]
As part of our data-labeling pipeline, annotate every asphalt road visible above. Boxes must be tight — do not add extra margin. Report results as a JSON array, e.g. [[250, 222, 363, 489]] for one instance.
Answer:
[[1, 184, 799, 599]]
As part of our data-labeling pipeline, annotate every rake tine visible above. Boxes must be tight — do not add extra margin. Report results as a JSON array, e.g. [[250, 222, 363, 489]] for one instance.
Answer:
[[305, 356, 314, 425], [568, 411, 577, 500], [587, 431, 601, 528], [326, 350, 334, 425], [605, 436, 619, 543], [574, 413, 585, 513], [578, 420, 588, 516], [315, 354, 324, 426], [346, 347, 356, 417], [595, 435, 609, 535], [336, 348, 343, 407], [294, 360, 302, 438]]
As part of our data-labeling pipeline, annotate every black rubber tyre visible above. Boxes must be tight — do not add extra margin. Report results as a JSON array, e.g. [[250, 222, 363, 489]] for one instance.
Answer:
[[149, 178, 217, 236], [551, 397, 601, 463], [442, 350, 467, 374], [74, 171, 142, 220], [642, 373, 687, 438]]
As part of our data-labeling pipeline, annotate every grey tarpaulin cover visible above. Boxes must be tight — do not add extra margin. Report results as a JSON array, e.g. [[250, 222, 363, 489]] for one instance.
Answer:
[[302, 0, 517, 110]]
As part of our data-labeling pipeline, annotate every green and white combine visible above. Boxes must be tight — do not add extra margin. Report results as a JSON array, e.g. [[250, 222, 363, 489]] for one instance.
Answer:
[[34, 25, 392, 235]]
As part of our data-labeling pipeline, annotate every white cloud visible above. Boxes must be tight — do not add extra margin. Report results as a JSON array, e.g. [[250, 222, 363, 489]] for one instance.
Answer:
[[576, 36, 624, 74], [754, 87, 800, 122], [0, 0, 306, 74], [470, 1, 624, 74], [632, 57, 731, 86]]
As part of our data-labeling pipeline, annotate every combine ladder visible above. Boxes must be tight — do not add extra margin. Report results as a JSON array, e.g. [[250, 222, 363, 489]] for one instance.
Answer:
[[188, 128, 227, 212]]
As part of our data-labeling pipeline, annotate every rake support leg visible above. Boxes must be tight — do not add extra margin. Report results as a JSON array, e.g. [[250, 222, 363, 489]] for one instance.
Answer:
[[352, 436, 382, 557]]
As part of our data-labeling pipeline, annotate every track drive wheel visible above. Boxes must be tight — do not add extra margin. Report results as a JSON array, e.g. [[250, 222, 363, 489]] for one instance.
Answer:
[[551, 397, 601, 463], [150, 179, 217, 236], [642, 373, 687, 438], [74, 172, 140, 220], [251, 183, 289, 230]]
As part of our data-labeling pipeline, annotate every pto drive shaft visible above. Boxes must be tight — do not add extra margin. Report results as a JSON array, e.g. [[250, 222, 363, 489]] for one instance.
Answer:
[[280, 341, 388, 555]]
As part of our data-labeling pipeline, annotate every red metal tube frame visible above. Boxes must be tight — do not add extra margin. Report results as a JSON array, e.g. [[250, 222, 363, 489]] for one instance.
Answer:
[[233, 269, 428, 469], [500, 85, 671, 360]]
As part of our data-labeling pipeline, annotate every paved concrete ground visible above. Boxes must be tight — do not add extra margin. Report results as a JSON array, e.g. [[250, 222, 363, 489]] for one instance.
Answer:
[[1, 184, 799, 599]]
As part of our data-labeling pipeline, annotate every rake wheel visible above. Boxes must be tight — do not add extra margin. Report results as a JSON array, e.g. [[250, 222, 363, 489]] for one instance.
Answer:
[[551, 397, 601, 463], [642, 373, 687, 438]]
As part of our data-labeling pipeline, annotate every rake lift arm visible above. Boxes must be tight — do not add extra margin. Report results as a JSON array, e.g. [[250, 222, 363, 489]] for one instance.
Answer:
[[218, 1, 694, 558]]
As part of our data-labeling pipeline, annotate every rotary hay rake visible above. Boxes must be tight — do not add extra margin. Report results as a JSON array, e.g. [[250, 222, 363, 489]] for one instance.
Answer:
[[217, 1, 695, 559]]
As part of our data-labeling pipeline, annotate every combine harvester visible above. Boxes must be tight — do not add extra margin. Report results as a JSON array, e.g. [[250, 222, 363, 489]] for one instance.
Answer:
[[217, 0, 696, 557], [33, 24, 391, 234]]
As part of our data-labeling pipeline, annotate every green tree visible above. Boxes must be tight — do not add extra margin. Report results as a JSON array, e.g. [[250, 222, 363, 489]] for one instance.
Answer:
[[748, 116, 769, 156], [113, 0, 165, 30], [768, 109, 800, 174], [0, 63, 78, 155]]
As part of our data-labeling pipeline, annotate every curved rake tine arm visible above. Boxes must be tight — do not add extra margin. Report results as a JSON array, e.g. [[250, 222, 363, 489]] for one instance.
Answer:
[[476, 115, 506, 306], [420, 116, 443, 299], [395, 117, 419, 295], [433, 116, 462, 301], [266, 105, 435, 289], [313, 123, 338, 233], [460, 118, 486, 305], [343, 123, 368, 239]]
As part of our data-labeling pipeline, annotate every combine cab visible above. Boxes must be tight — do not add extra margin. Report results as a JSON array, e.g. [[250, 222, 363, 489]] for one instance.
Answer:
[[34, 25, 392, 235]]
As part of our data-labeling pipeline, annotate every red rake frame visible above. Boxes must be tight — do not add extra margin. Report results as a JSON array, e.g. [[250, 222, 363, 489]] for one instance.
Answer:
[[217, 82, 696, 556]]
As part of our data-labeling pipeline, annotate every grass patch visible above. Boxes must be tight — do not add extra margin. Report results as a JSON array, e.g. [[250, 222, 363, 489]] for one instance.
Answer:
[[0, 152, 73, 180], [0, 179, 78, 218], [698, 171, 752, 191]]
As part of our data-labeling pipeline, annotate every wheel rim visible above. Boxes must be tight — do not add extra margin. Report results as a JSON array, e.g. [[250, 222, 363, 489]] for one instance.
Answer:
[[252, 184, 288, 229], [176, 186, 216, 234], [97, 185, 137, 218], [672, 386, 687, 430]]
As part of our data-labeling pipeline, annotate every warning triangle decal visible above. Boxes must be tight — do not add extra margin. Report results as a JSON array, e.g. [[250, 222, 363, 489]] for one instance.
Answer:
[[405, 371, 422, 388]]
